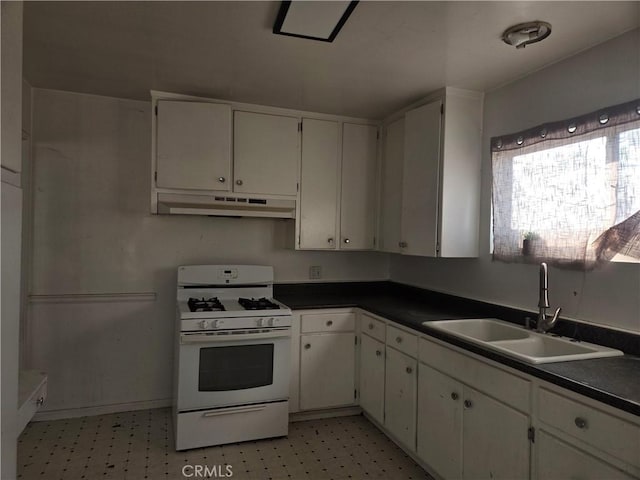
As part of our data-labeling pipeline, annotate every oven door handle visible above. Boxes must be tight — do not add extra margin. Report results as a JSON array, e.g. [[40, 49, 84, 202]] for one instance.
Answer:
[[181, 330, 291, 344]]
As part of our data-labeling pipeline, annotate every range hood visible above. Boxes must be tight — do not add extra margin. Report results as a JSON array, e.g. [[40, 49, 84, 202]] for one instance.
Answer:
[[157, 193, 296, 219]]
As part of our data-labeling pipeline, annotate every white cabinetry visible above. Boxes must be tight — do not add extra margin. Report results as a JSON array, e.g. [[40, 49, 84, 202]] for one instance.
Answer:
[[296, 121, 378, 251], [535, 385, 640, 479], [298, 118, 339, 249], [379, 88, 482, 257], [384, 344, 417, 450], [358, 332, 385, 424], [537, 431, 635, 480], [340, 123, 378, 250], [379, 117, 404, 253], [156, 100, 231, 191], [299, 312, 356, 410], [233, 111, 299, 196], [417, 337, 531, 479]]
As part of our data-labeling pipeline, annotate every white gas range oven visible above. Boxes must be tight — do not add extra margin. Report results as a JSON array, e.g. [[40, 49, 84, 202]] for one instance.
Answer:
[[173, 265, 292, 451]]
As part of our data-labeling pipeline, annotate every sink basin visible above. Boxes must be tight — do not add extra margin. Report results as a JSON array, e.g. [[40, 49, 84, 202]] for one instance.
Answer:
[[423, 318, 623, 364], [424, 318, 530, 342]]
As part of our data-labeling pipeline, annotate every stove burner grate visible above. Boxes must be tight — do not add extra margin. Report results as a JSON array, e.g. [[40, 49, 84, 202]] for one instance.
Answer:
[[238, 297, 280, 310], [188, 297, 225, 312]]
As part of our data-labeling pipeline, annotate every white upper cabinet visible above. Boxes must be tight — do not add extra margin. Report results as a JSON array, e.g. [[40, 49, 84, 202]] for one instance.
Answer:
[[298, 118, 339, 249], [296, 121, 378, 251], [156, 100, 231, 191], [233, 111, 299, 196], [401, 100, 442, 257], [379, 117, 404, 253], [340, 123, 378, 250], [379, 88, 482, 257]]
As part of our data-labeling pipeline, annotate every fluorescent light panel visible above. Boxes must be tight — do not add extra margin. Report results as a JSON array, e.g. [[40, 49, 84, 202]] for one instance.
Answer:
[[273, 1, 358, 42]]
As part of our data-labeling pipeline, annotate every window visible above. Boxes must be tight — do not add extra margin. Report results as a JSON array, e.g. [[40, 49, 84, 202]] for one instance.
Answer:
[[492, 99, 640, 268]]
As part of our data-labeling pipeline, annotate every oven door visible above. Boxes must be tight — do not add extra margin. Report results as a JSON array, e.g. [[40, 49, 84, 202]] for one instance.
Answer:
[[177, 328, 291, 412]]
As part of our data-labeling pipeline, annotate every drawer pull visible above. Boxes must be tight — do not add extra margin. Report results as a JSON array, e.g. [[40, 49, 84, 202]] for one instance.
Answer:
[[396, 336, 402, 343], [451, 392, 459, 401], [375, 350, 382, 357], [464, 399, 473, 409], [326, 320, 333, 327], [574, 417, 588, 429], [304, 343, 311, 350], [406, 366, 413, 374], [368, 323, 374, 330]]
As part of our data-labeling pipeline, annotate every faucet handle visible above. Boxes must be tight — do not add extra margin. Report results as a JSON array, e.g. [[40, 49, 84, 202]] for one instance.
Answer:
[[551, 307, 562, 323]]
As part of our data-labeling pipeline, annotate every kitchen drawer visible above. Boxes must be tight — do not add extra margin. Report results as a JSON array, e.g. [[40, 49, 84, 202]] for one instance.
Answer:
[[360, 313, 385, 342], [387, 325, 418, 358], [301, 312, 355, 333], [17, 370, 47, 435], [419, 337, 530, 412], [538, 387, 640, 467]]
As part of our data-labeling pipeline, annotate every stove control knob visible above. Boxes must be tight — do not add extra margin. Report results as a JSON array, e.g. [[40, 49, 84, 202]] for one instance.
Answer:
[[256, 318, 265, 327], [213, 320, 221, 329], [267, 317, 275, 327], [199, 320, 209, 329]]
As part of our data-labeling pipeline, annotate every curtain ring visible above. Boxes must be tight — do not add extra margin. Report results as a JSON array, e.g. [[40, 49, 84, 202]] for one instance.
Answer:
[[495, 139, 503, 149], [540, 128, 547, 138], [598, 114, 609, 125], [567, 123, 577, 133], [516, 136, 524, 146]]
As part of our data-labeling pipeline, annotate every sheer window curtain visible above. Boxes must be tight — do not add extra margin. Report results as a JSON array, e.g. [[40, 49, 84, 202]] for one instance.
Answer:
[[491, 99, 640, 269]]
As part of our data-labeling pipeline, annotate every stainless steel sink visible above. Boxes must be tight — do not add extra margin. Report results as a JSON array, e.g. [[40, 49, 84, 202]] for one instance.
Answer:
[[422, 318, 623, 364]]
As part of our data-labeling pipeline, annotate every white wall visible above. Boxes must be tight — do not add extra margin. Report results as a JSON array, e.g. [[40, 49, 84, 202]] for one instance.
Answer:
[[1, 2, 23, 478], [391, 29, 640, 333], [26, 88, 389, 415]]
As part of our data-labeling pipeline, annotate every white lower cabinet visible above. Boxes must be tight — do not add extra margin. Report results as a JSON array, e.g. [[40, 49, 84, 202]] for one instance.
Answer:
[[358, 333, 385, 424], [417, 364, 463, 479], [537, 430, 635, 480], [384, 346, 417, 450], [417, 364, 529, 480], [299, 312, 356, 411]]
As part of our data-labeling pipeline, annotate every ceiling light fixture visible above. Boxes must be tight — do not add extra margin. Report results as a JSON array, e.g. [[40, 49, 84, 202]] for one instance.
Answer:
[[273, 0, 359, 43], [501, 21, 552, 49]]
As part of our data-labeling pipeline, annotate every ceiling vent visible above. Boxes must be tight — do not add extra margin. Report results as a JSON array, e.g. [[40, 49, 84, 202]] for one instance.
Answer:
[[502, 21, 552, 49]]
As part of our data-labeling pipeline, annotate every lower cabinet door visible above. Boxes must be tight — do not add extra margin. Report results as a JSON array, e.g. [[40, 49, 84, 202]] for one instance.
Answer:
[[384, 347, 417, 450], [417, 364, 463, 479], [359, 334, 385, 424], [300, 333, 355, 410], [462, 387, 530, 480], [537, 430, 635, 480]]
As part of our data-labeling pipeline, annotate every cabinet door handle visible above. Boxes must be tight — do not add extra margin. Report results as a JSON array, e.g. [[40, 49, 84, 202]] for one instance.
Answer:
[[343, 238, 350, 244], [304, 343, 311, 350], [396, 336, 402, 343], [463, 399, 473, 409], [375, 350, 382, 356], [405, 366, 413, 374], [218, 177, 226, 183], [327, 238, 334, 244], [574, 417, 588, 429], [399, 241, 407, 248], [451, 392, 459, 401], [326, 320, 333, 327], [236, 179, 243, 186], [36, 396, 45, 407], [368, 323, 374, 330]]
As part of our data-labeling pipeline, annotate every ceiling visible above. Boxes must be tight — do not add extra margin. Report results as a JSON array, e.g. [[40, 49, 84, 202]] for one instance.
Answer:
[[23, 1, 640, 119]]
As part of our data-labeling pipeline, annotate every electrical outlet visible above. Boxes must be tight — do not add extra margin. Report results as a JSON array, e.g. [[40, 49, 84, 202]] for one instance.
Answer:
[[309, 265, 322, 279]]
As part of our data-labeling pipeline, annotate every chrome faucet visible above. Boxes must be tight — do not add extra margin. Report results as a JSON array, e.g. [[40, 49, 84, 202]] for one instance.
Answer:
[[537, 262, 562, 333]]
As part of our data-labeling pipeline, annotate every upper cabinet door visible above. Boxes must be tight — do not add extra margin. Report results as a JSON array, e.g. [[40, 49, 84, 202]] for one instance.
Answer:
[[340, 123, 378, 250], [156, 100, 231, 191], [379, 117, 405, 253], [299, 118, 339, 249], [401, 100, 442, 257], [233, 111, 299, 196]]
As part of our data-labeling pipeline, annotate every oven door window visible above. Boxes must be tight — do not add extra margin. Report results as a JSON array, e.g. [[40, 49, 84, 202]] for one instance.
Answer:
[[198, 344, 274, 391]]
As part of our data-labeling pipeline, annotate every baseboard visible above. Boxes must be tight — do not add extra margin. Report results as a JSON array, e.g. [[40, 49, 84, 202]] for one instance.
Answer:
[[289, 406, 361, 422], [33, 398, 172, 422]]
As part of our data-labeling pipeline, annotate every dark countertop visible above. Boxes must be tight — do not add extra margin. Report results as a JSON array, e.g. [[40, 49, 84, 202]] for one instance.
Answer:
[[274, 282, 640, 417]]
